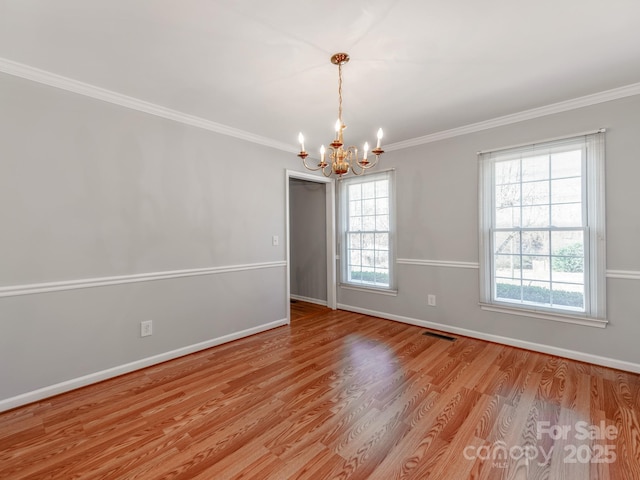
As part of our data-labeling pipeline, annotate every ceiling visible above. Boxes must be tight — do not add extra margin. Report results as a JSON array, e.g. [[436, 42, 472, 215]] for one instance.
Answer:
[[1, 0, 640, 153]]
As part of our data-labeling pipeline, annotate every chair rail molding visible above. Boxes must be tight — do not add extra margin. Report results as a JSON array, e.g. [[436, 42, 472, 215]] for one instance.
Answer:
[[0, 261, 287, 298]]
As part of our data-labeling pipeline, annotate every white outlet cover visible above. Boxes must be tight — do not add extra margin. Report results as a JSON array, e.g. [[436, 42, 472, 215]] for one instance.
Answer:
[[141, 320, 153, 337]]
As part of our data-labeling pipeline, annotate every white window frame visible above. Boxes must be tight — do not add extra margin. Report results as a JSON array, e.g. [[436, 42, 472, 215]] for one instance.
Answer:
[[338, 169, 397, 294], [478, 131, 607, 327]]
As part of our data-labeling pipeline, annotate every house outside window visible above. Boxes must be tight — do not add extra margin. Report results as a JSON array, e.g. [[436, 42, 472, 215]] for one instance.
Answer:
[[478, 131, 606, 325], [338, 170, 396, 292]]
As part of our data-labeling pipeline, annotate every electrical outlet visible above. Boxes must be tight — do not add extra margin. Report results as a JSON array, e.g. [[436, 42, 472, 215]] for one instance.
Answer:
[[140, 320, 153, 337], [428, 294, 436, 307]]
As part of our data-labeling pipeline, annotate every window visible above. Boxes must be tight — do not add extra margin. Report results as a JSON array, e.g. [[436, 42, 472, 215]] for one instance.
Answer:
[[479, 131, 606, 323], [339, 170, 396, 291]]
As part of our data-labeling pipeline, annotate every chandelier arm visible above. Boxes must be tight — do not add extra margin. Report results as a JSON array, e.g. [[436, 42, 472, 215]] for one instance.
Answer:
[[301, 155, 323, 171], [360, 156, 380, 169]]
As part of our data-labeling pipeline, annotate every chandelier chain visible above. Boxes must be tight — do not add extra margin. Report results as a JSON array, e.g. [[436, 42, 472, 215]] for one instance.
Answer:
[[338, 63, 343, 123]]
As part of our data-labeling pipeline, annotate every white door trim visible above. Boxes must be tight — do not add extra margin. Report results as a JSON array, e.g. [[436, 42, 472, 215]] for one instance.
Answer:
[[285, 170, 336, 323]]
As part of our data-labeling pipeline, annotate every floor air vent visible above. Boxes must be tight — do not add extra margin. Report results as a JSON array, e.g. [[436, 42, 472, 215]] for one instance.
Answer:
[[423, 331, 457, 341]]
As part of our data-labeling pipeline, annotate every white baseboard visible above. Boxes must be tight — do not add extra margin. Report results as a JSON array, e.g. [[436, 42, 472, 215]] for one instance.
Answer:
[[290, 294, 328, 306], [0, 318, 288, 413], [337, 303, 640, 374]]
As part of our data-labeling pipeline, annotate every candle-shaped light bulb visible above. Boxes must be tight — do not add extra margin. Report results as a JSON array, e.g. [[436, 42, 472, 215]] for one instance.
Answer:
[[298, 132, 305, 152], [335, 119, 341, 133], [320, 145, 325, 162], [363, 142, 369, 160], [376, 128, 383, 148]]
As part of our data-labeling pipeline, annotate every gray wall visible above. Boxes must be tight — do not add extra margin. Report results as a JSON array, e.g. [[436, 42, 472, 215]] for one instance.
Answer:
[[2, 69, 639, 407], [0, 72, 293, 404], [338, 94, 640, 368], [289, 178, 327, 303]]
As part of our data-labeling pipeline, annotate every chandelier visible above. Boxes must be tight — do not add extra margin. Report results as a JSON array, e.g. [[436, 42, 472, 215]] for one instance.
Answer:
[[297, 53, 384, 177]]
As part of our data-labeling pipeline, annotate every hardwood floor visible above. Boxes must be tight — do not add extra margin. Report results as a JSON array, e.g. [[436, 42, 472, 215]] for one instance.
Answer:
[[1, 302, 639, 479]]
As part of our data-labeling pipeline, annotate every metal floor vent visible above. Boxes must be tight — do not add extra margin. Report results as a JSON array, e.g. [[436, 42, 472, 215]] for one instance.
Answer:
[[423, 331, 457, 342]]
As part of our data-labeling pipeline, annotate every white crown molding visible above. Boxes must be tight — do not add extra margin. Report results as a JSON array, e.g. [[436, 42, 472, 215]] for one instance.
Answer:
[[0, 57, 297, 154], [0, 261, 287, 298], [0, 317, 288, 413], [337, 303, 640, 374], [3, 56, 640, 153], [385, 82, 640, 151]]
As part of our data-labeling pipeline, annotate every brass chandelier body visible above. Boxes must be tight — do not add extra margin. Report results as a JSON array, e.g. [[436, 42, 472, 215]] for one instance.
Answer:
[[298, 53, 383, 177]]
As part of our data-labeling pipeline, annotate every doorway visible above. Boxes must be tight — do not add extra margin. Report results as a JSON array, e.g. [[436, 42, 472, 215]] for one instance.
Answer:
[[285, 170, 336, 323]]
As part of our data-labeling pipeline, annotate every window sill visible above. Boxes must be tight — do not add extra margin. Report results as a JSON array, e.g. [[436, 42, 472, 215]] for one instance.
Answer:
[[479, 303, 608, 328], [340, 284, 398, 296]]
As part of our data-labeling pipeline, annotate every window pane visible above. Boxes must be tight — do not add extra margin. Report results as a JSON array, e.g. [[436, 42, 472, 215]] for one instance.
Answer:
[[522, 205, 549, 227], [362, 182, 375, 199], [551, 203, 582, 227], [552, 232, 584, 278], [362, 251, 374, 267], [375, 180, 389, 197], [495, 160, 520, 184], [522, 155, 549, 181], [362, 199, 376, 215], [375, 233, 389, 249], [374, 269, 389, 286], [552, 283, 584, 309], [362, 215, 375, 231], [494, 231, 520, 255], [376, 198, 389, 214], [349, 233, 362, 249], [496, 183, 520, 208], [349, 184, 362, 200], [496, 207, 521, 228], [496, 279, 522, 302], [522, 256, 549, 281], [376, 215, 389, 231], [522, 181, 549, 205], [350, 217, 362, 231], [522, 231, 549, 255], [551, 177, 581, 204], [362, 233, 374, 249], [552, 257, 584, 278], [495, 254, 522, 278], [349, 200, 361, 216], [375, 251, 389, 268], [551, 150, 582, 178], [349, 266, 361, 282], [551, 231, 583, 255], [523, 281, 551, 305], [349, 249, 361, 267]]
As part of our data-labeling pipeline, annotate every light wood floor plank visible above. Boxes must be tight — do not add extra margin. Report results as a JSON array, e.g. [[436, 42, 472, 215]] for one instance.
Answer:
[[1, 302, 639, 479]]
